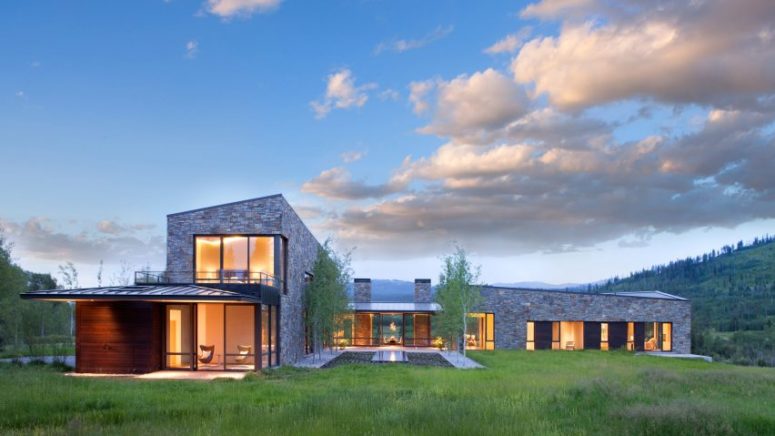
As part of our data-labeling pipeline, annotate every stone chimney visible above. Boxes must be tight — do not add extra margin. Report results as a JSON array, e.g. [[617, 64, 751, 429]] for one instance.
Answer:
[[414, 279, 432, 303], [354, 278, 372, 303]]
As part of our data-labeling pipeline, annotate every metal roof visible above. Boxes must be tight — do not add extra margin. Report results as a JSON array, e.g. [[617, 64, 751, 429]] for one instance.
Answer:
[[349, 302, 442, 312], [601, 291, 687, 301], [21, 285, 259, 303]]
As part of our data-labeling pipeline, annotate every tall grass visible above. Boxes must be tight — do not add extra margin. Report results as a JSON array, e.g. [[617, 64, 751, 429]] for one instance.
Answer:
[[1, 351, 773, 435]]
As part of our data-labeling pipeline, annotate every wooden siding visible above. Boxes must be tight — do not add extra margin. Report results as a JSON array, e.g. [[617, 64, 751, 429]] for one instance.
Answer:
[[76, 302, 161, 374]]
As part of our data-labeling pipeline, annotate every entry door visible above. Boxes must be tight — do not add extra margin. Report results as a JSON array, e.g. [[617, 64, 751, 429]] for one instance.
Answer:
[[165, 304, 195, 369]]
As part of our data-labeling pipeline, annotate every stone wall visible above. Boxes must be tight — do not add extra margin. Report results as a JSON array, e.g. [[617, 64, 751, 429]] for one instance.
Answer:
[[476, 286, 692, 354], [414, 279, 432, 303], [354, 278, 372, 303], [166, 194, 320, 364]]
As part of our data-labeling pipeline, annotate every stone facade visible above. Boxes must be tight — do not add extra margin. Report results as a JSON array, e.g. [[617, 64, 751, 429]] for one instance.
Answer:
[[166, 194, 320, 364], [476, 286, 692, 354], [354, 278, 372, 303], [414, 279, 432, 303]]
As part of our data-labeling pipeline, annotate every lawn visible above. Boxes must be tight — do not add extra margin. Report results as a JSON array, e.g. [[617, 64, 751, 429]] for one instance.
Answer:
[[1, 351, 774, 435]]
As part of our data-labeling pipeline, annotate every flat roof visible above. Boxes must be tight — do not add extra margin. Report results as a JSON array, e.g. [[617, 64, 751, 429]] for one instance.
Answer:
[[21, 285, 260, 303], [483, 285, 687, 301], [350, 302, 442, 313]]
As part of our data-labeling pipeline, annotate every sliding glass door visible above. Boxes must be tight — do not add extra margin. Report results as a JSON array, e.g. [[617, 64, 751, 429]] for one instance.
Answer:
[[165, 304, 194, 369]]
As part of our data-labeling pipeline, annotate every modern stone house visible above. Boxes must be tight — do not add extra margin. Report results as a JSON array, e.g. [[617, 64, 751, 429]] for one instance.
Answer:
[[22, 195, 319, 373], [336, 280, 691, 354], [22, 194, 691, 374]]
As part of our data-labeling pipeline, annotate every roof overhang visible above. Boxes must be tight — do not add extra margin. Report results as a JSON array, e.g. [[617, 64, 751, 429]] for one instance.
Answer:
[[349, 302, 441, 313], [21, 285, 260, 304]]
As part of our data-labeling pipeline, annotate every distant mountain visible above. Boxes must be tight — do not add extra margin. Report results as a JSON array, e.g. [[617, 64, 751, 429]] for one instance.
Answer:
[[491, 281, 589, 291], [592, 235, 775, 366], [347, 279, 417, 302]]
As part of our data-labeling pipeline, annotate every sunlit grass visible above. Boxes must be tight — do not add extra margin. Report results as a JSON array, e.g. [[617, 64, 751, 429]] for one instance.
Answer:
[[1, 351, 774, 435]]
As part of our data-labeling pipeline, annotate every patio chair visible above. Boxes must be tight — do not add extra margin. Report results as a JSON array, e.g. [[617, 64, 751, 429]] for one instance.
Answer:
[[565, 341, 575, 350], [198, 345, 215, 364], [234, 345, 252, 363]]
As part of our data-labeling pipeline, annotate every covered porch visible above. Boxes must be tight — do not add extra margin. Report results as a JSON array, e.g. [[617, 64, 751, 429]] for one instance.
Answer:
[[21, 284, 281, 373]]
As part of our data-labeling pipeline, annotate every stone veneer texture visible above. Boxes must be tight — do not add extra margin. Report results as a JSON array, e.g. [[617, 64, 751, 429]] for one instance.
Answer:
[[166, 194, 320, 364], [477, 287, 692, 354]]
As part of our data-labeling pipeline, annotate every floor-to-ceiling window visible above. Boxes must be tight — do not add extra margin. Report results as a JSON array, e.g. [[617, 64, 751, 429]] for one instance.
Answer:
[[196, 303, 224, 370], [465, 313, 494, 350], [261, 305, 270, 368], [661, 323, 672, 351], [166, 304, 194, 369], [194, 235, 281, 286], [559, 321, 584, 350], [165, 303, 265, 371], [225, 305, 255, 370], [526, 321, 535, 350], [627, 322, 635, 351], [270, 305, 278, 366], [381, 314, 403, 345], [600, 323, 609, 350]]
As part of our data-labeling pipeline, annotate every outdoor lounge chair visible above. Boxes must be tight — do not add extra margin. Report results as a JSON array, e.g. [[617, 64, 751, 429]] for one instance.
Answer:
[[198, 345, 215, 364], [234, 345, 252, 363]]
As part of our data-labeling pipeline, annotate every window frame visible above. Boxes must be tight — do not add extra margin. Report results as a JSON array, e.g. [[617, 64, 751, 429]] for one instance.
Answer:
[[193, 234, 284, 287]]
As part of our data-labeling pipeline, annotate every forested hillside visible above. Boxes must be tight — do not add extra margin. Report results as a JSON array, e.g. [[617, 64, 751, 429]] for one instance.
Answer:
[[593, 235, 775, 366], [0, 233, 71, 356]]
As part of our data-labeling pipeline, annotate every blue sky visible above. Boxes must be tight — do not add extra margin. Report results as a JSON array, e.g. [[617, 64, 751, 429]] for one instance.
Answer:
[[2, 0, 774, 287]]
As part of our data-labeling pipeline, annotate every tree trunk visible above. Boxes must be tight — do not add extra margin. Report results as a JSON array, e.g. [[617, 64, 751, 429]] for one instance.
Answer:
[[462, 311, 467, 357]]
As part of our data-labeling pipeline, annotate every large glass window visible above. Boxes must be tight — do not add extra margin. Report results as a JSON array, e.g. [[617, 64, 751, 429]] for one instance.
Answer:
[[465, 313, 494, 350], [645, 322, 658, 351], [526, 321, 535, 350], [166, 304, 194, 369], [261, 305, 270, 368], [270, 305, 278, 366], [197, 304, 224, 370], [552, 321, 560, 350], [600, 323, 609, 351], [661, 323, 672, 351], [225, 305, 255, 370], [195, 237, 221, 282], [559, 321, 584, 350], [381, 314, 403, 345], [627, 322, 635, 351], [194, 235, 279, 285]]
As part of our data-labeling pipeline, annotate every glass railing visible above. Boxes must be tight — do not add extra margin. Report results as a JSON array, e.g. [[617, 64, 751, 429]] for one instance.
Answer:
[[134, 270, 283, 289]]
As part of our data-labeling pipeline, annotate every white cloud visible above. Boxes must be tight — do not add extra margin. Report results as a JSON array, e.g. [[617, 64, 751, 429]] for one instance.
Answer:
[[416, 69, 530, 143], [341, 150, 366, 163], [408, 80, 436, 114], [206, 0, 281, 18], [512, 0, 775, 110], [520, 0, 597, 19], [301, 167, 405, 200], [375, 25, 454, 55], [185, 40, 199, 59], [310, 68, 376, 119], [379, 89, 400, 101], [484, 28, 532, 54]]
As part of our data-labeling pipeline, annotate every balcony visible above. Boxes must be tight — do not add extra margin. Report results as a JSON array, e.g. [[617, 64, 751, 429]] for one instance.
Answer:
[[135, 270, 283, 290]]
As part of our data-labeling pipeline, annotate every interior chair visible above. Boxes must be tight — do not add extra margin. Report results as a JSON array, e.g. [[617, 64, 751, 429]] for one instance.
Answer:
[[234, 345, 252, 363], [565, 341, 576, 350], [198, 345, 215, 364]]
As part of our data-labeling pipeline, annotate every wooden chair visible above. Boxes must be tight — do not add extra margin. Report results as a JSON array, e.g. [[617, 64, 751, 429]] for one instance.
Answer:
[[565, 341, 575, 350]]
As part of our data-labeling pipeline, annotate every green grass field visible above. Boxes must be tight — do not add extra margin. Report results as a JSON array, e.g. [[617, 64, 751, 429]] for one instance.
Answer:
[[1, 351, 774, 435]]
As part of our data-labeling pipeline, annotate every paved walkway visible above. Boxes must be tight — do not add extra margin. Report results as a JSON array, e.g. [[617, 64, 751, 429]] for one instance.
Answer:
[[292, 347, 485, 369], [640, 352, 713, 363], [440, 351, 485, 369]]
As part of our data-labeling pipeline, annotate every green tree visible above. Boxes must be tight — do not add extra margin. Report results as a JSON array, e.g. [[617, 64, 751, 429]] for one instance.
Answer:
[[434, 245, 483, 357], [304, 240, 351, 357]]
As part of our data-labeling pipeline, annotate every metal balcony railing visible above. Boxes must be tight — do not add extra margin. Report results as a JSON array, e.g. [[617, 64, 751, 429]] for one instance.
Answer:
[[134, 270, 283, 289]]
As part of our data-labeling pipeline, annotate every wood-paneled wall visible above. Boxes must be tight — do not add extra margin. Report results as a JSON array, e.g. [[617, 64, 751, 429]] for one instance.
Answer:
[[76, 302, 162, 374]]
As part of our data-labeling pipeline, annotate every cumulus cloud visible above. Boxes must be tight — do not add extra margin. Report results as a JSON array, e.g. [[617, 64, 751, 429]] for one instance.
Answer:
[[0, 217, 164, 265], [374, 25, 454, 55], [513, 0, 775, 110], [415, 69, 530, 143], [520, 0, 597, 20], [484, 28, 532, 54], [310, 69, 376, 119], [206, 0, 281, 18], [301, 167, 406, 200]]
